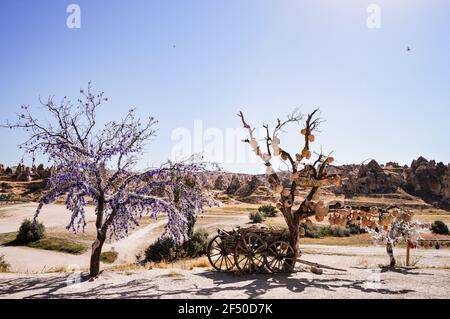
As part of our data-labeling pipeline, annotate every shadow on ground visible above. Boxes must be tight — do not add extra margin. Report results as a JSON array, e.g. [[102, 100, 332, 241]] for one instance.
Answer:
[[0, 268, 418, 299]]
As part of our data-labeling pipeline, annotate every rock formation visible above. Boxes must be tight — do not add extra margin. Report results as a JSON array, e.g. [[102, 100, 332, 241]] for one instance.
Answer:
[[406, 157, 450, 208], [235, 175, 260, 197], [214, 175, 228, 191], [338, 160, 401, 195], [226, 175, 241, 195]]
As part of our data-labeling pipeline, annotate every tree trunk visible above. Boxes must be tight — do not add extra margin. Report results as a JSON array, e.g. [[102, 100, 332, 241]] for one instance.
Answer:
[[90, 235, 106, 277], [90, 195, 105, 277], [386, 242, 396, 267], [282, 206, 300, 261]]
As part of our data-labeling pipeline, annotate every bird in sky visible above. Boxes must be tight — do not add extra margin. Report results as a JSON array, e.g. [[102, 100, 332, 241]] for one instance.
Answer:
[[406, 46, 411, 52]]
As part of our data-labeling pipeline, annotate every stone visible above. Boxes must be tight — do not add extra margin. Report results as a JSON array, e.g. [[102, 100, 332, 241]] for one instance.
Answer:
[[406, 157, 450, 208], [226, 175, 241, 195]]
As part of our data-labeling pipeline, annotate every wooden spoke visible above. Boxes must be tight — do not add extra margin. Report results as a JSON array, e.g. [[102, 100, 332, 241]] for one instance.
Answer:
[[234, 233, 266, 274], [207, 235, 235, 271], [265, 241, 295, 273]]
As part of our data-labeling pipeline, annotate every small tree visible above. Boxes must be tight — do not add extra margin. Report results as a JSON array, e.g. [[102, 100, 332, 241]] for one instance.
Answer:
[[4, 83, 215, 277], [249, 211, 265, 223], [431, 220, 449, 235], [238, 109, 342, 260], [343, 205, 426, 267], [16, 218, 45, 244], [258, 205, 277, 217]]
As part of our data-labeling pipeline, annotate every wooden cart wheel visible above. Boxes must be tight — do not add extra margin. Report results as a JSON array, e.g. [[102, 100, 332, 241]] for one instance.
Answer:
[[207, 235, 235, 271], [265, 241, 295, 273], [234, 233, 266, 273]]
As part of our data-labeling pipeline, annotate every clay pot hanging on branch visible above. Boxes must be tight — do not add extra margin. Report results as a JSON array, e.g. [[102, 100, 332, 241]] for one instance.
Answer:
[[301, 149, 312, 160]]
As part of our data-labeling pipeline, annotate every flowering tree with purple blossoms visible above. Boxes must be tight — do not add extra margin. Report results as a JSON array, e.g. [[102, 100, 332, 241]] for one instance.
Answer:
[[4, 83, 216, 277]]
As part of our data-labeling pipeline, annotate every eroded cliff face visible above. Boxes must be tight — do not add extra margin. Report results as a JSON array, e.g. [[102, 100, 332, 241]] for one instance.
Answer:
[[0, 163, 52, 182], [406, 157, 450, 208], [337, 160, 404, 196], [1, 158, 449, 209], [197, 158, 450, 208]]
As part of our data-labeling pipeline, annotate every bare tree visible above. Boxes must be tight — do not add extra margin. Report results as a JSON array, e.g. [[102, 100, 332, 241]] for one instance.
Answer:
[[344, 205, 426, 267], [4, 83, 215, 277], [238, 109, 342, 260]]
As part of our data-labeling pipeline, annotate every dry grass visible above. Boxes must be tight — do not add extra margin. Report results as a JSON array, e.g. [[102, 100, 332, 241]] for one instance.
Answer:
[[357, 257, 370, 268], [301, 250, 356, 257], [418, 265, 450, 270], [149, 257, 212, 271], [0, 254, 10, 273], [301, 233, 373, 246], [204, 203, 259, 215], [180, 257, 211, 270], [414, 214, 450, 224], [105, 258, 211, 273], [108, 263, 152, 272], [0, 232, 16, 245], [25, 237, 88, 254], [100, 250, 119, 264], [165, 270, 184, 278], [47, 266, 69, 273]]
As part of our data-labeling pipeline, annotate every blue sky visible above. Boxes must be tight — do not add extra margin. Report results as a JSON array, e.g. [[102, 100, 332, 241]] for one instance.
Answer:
[[1, 0, 449, 174]]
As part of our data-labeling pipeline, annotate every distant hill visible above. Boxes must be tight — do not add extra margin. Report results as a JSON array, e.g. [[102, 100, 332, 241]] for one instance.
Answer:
[[1, 157, 449, 209]]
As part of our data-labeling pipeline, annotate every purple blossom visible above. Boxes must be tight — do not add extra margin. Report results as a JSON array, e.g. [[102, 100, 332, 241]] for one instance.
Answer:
[[4, 83, 219, 276]]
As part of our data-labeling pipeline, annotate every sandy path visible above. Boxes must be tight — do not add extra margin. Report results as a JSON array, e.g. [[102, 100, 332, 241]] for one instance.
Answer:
[[104, 213, 250, 264], [1, 259, 449, 299], [0, 203, 97, 233], [0, 220, 167, 273], [0, 246, 88, 273], [0, 207, 251, 272], [300, 244, 450, 268], [103, 220, 167, 264]]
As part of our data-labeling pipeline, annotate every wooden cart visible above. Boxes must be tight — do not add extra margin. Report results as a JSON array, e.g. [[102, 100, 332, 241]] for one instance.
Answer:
[[207, 225, 298, 274]]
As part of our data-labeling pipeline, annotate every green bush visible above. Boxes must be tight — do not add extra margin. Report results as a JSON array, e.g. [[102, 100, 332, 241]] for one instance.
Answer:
[[258, 205, 277, 217], [300, 224, 350, 238], [16, 219, 45, 244], [144, 229, 210, 263], [0, 254, 10, 272], [431, 220, 450, 235], [348, 223, 366, 235], [145, 237, 179, 263], [249, 211, 265, 223], [306, 227, 322, 238], [183, 228, 209, 257], [329, 226, 350, 237]]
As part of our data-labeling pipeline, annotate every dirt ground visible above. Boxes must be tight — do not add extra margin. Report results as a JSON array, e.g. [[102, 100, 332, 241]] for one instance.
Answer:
[[1, 202, 449, 298], [1, 256, 449, 299], [0, 203, 250, 272]]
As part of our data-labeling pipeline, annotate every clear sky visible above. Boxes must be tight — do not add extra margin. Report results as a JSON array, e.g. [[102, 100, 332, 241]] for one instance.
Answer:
[[1, 0, 449, 174]]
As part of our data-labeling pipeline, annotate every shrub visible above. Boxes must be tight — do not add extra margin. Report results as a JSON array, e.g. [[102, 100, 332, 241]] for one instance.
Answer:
[[300, 224, 350, 238], [144, 229, 210, 263], [348, 223, 366, 235], [305, 227, 322, 238], [0, 254, 10, 272], [249, 211, 265, 223], [16, 219, 45, 244], [182, 228, 209, 258], [258, 205, 277, 217], [329, 226, 350, 237], [145, 237, 179, 263], [0, 193, 13, 201], [100, 250, 119, 264], [431, 220, 450, 235]]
